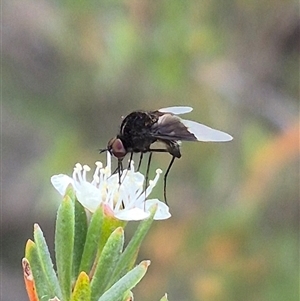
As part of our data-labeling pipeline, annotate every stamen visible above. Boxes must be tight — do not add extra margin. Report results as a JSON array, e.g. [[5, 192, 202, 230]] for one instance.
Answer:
[[95, 161, 103, 169], [73, 164, 82, 181], [114, 195, 123, 211], [156, 168, 163, 174], [82, 165, 91, 182], [105, 187, 112, 205], [103, 166, 111, 181], [141, 168, 162, 199], [83, 165, 91, 171], [130, 160, 135, 171], [93, 175, 100, 184], [91, 162, 103, 185], [75, 163, 83, 170], [100, 186, 107, 201], [99, 168, 105, 183], [106, 152, 111, 176]]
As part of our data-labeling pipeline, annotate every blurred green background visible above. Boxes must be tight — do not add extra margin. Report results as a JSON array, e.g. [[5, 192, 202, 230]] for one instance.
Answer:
[[2, 0, 299, 300]]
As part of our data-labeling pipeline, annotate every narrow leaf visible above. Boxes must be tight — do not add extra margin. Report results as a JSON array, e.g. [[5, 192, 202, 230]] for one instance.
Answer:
[[98, 204, 126, 255], [65, 184, 76, 202], [55, 194, 75, 301], [25, 240, 52, 300], [98, 260, 150, 301], [22, 257, 39, 301], [71, 272, 91, 301], [73, 199, 88, 280], [109, 205, 157, 285], [90, 227, 124, 301], [33, 224, 62, 299], [79, 205, 104, 273], [121, 291, 133, 301]]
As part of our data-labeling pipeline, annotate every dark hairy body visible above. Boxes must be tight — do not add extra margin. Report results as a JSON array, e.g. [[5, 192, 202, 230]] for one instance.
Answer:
[[119, 111, 160, 154]]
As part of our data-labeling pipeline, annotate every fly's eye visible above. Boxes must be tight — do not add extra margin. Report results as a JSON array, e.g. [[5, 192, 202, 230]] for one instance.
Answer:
[[107, 137, 116, 150], [108, 138, 126, 158]]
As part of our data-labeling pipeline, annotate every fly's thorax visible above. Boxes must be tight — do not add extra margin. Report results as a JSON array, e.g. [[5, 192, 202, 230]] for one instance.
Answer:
[[117, 110, 159, 152], [120, 111, 159, 135]]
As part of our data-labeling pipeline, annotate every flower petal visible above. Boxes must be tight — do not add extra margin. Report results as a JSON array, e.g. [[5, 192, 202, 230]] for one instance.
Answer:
[[114, 207, 150, 221], [51, 174, 74, 196], [75, 182, 103, 212], [145, 199, 171, 220], [123, 170, 144, 187]]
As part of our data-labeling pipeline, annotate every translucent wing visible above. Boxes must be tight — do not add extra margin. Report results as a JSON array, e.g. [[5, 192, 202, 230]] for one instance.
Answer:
[[151, 114, 233, 142], [181, 119, 233, 142], [158, 106, 193, 115]]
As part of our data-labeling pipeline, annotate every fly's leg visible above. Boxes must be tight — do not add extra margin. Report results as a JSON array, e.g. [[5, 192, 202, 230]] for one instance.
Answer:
[[147, 148, 177, 205], [117, 159, 123, 185], [137, 153, 143, 171], [127, 152, 133, 170], [163, 156, 175, 205]]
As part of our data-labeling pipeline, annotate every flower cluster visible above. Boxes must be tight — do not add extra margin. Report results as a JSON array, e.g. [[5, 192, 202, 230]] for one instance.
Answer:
[[51, 152, 171, 221]]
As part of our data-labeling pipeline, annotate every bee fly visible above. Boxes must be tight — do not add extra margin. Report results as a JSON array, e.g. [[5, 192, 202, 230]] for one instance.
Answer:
[[100, 106, 233, 204]]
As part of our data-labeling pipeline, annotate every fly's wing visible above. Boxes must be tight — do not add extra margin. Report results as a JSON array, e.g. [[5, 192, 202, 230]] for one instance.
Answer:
[[151, 114, 199, 141], [181, 119, 233, 142], [158, 106, 193, 115], [151, 114, 233, 142]]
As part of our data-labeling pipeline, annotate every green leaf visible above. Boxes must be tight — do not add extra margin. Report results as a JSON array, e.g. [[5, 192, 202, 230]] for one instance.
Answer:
[[73, 199, 88, 280], [79, 205, 104, 273], [33, 224, 62, 299], [121, 291, 133, 301], [65, 184, 76, 202], [109, 205, 157, 285], [97, 260, 150, 301], [71, 272, 91, 301], [55, 194, 75, 301], [79, 204, 126, 274], [98, 204, 126, 255], [90, 227, 124, 301], [25, 239, 53, 301]]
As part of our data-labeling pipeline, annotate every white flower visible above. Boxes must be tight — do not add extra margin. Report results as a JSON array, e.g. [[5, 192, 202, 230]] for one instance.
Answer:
[[50, 152, 171, 221]]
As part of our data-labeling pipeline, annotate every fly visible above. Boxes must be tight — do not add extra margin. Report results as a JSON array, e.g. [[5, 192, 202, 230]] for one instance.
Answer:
[[100, 106, 233, 204]]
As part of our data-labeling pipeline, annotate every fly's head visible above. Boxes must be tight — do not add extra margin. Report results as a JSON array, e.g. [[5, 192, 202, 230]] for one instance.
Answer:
[[106, 137, 127, 159]]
